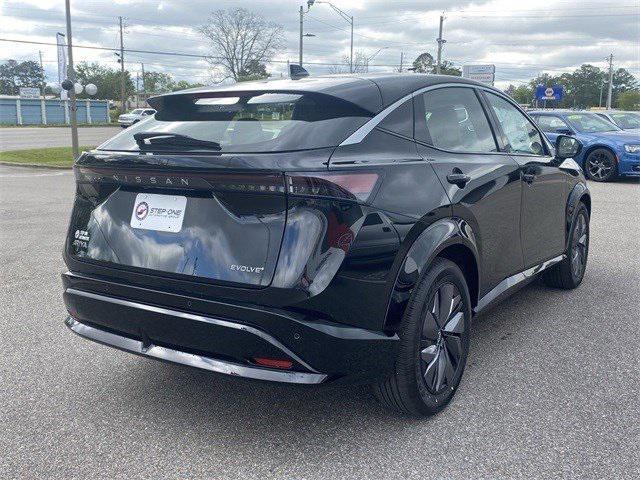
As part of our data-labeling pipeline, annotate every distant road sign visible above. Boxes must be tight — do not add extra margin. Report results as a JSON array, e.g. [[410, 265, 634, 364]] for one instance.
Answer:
[[463, 64, 495, 75], [462, 65, 495, 85], [535, 85, 564, 101], [19, 87, 40, 98]]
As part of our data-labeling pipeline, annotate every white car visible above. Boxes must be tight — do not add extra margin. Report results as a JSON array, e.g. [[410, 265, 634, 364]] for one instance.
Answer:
[[117, 108, 156, 128]]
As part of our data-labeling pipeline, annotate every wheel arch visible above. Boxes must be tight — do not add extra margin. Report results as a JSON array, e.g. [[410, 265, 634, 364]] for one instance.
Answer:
[[382, 217, 480, 333], [565, 183, 591, 247], [582, 143, 618, 167]]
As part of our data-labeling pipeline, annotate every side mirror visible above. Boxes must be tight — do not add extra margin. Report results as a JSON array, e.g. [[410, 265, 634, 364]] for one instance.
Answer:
[[555, 134, 582, 160]]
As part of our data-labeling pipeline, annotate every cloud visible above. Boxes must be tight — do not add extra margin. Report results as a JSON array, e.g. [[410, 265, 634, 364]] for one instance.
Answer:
[[1, 0, 637, 89]]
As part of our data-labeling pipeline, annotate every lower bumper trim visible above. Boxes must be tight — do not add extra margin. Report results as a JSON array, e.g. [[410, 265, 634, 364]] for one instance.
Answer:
[[65, 317, 328, 385]]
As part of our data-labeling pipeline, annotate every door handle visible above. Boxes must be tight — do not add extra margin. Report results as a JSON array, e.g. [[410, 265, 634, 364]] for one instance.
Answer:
[[446, 172, 471, 188], [522, 172, 536, 184]]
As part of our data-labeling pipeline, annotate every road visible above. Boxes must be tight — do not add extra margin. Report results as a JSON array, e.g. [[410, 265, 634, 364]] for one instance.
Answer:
[[0, 164, 638, 479], [0, 126, 121, 151]]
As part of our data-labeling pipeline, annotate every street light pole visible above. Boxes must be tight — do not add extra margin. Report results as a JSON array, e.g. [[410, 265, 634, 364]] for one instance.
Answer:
[[312, 2, 354, 73], [299, 6, 304, 66], [436, 14, 446, 75], [64, 0, 79, 160], [119, 16, 126, 112]]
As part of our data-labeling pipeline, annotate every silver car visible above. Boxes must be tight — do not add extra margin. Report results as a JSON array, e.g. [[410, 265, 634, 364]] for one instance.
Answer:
[[594, 110, 640, 131], [117, 108, 156, 128]]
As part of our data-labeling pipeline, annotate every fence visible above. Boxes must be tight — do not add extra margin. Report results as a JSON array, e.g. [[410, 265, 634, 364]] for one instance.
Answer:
[[0, 96, 110, 125]]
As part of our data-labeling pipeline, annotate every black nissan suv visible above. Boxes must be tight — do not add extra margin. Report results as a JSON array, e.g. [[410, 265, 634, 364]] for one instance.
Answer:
[[63, 74, 590, 416]]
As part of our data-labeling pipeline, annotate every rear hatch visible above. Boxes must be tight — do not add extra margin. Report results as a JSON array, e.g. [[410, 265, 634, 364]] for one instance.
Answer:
[[69, 162, 287, 287], [66, 88, 374, 289]]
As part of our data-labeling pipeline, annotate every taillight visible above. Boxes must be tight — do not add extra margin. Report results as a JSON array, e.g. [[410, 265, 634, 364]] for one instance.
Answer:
[[286, 172, 379, 202], [205, 173, 286, 194]]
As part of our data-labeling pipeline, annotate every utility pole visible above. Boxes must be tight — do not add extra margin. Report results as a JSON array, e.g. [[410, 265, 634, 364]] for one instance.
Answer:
[[118, 16, 126, 112], [349, 15, 353, 74], [436, 14, 446, 74], [605, 53, 614, 110], [38, 50, 45, 95], [64, 0, 79, 159], [141, 62, 145, 94], [399, 52, 404, 72]]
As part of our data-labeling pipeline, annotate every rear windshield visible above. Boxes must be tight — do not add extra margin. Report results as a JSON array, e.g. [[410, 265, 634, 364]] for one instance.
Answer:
[[99, 91, 373, 153]]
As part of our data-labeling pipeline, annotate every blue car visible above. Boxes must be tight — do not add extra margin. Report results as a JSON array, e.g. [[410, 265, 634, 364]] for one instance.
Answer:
[[530, 110, 640, 181]]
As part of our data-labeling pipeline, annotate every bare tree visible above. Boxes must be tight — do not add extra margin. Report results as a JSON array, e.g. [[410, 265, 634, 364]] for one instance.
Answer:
[[198, 8, 284, 82], [328, 51, 368, 74]]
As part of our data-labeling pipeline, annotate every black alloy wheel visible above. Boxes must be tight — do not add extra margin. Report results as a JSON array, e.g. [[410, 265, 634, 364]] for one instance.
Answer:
[[373, 258, 471, 416], [586, 148, 617, 182], [419, 282, 465, 394], [543, 202, 590, 289], [570, 210, 589, 281]]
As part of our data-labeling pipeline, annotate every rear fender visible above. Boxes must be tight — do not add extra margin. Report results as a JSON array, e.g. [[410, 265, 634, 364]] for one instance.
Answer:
[[383, 217, 479, 332], [565, 182, 590, 247]]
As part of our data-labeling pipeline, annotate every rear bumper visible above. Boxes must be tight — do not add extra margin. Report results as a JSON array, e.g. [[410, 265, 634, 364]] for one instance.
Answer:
[[62, 272, 398, 384], [66, 316, 327, 384]]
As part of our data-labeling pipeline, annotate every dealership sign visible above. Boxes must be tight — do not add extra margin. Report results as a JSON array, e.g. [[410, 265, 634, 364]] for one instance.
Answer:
[[535, 85, 564, 101], [462, 65, 495, 85]]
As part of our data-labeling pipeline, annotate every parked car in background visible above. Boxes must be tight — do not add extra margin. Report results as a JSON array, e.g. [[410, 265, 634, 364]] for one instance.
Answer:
[[594, 110, 640, 131], [64, 74, 590, 416], [530, 110, 640, 181], [117, 108, 156, 128]]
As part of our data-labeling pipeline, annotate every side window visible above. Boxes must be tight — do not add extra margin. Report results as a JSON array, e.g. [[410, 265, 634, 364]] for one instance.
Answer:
[[416, 87, 497, 153], [378, 98, 413, 138], [485, 92, 545, 155], [536, 115, 570, 133]]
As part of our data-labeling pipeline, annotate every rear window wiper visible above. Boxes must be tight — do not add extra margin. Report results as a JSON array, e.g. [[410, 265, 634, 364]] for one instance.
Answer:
[[133, 132, 221, 151]]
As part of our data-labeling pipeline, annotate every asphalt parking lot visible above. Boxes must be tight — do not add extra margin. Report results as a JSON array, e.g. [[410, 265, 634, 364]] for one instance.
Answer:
[[0, 164, 638, 479], [0, 126, 121, 151]]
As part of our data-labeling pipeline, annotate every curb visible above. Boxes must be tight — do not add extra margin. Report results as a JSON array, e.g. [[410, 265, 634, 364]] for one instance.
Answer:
[[0, 161, 72, 170]]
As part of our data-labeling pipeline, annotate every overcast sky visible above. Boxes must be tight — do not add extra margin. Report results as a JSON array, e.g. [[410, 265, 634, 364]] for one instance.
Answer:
[[1, 0, 638, 89]]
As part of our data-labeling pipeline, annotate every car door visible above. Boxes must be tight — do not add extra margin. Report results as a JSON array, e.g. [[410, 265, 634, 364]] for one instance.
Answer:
[[482, 93, 568, 267], [414, 86, 524, 295]]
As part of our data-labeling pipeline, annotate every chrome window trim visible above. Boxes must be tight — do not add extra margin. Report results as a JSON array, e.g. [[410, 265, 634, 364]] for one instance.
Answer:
[[340, 82, 480, 146], [65, 287, 321, 374], [339, 82, 553, 160]]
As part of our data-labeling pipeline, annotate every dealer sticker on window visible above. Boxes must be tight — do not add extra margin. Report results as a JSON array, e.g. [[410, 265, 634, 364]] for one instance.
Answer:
[[130, 193, 187, 233]]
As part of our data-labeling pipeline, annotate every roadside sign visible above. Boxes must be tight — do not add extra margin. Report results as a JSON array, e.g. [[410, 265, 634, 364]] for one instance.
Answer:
[[535, 85, 564, 101], [19, 87, 40, 98], [462, 65, 495, 85], [463, 64, 495, 75]]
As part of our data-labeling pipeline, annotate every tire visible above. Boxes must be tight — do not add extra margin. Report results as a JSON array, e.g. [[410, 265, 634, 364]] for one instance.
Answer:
[[543, 202, 589, 289], [373, 257, 471, 416], [585, 148, 617, 182]]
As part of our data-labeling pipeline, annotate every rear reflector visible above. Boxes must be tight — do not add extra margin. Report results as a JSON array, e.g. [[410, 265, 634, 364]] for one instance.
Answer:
[[252, 357, 293, 370], [286, 172, 379, 202]]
